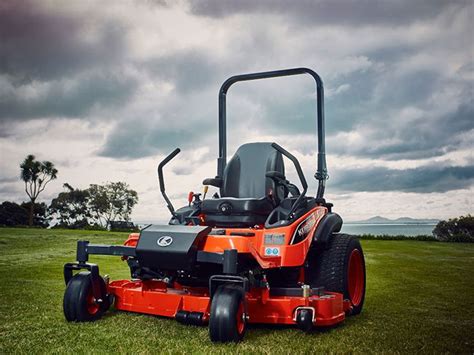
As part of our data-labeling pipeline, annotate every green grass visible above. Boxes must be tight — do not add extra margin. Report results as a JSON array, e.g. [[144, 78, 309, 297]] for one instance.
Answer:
[[0, 228, 473, 354]]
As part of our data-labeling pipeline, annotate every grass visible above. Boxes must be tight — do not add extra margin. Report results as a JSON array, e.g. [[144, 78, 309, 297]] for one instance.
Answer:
[[0, 228, 473, 354]]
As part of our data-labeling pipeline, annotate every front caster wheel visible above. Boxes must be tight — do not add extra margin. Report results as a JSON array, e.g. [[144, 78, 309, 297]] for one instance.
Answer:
[[296, 308, 313, 332], [63, 271, 110, 322], [209, 285, 246, 343]]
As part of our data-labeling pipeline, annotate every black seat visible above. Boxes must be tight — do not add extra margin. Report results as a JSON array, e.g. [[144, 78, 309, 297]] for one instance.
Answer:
[[201, 142, 285, 228]]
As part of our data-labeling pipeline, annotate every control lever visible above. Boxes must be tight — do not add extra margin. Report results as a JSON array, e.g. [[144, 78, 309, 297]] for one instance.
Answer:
[[157, 148, 180, 217], [187, 191, 202, 207]]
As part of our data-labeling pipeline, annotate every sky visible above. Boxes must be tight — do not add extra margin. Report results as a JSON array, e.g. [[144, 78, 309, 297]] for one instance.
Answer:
[[0, 0, 473, 223]]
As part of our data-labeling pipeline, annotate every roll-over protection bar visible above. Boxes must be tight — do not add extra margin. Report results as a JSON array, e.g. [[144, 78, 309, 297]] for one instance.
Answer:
[[217, 67, 328, 199]]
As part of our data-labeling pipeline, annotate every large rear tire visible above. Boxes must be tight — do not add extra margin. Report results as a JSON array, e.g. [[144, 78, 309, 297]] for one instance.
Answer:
[[306, 234, 366, 315], [63, 271, 110, 322], [209, 285, 246, 343]]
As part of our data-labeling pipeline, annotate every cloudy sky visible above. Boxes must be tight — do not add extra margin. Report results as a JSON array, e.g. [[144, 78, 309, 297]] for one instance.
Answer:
[[0, 0, 473, 223]]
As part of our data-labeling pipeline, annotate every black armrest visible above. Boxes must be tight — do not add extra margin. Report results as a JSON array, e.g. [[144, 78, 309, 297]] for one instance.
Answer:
[[203, 177, 223, 188], [266, 171, 286, 180]]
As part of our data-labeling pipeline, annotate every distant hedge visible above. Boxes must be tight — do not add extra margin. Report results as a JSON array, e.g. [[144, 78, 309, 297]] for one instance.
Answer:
[[358, 234, 438, 242]]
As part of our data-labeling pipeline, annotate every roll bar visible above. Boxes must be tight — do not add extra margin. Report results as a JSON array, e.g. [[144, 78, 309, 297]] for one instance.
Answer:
[[217, 67, 328, 199]]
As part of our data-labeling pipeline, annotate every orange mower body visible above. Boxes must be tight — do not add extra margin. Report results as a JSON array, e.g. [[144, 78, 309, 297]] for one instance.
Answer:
[[63, 68, 366, 343]]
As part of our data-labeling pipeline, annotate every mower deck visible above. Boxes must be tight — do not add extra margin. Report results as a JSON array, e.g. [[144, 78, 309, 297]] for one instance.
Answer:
[[109, 279, 348, 326]]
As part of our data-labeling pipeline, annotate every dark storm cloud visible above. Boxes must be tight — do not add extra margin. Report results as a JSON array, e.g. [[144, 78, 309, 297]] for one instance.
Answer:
[[98, 113, 215, 159], [226, 62, 472, 162], [330, 93, 474, 160], [144, 49, 221, 93], [0, 0, 137, 121], [98, 56, 222, 160], [99, 124, 196, 158], [1, 0, 472, 184], [185, 0, 474, 163], [0, 1, 127, 80], [188, 0, 466, 26], [331, 165, 474, 193], [0, 72, 139, 120]]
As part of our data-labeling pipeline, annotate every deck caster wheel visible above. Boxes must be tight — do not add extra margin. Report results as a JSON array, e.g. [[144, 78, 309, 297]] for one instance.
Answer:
[[209, 285, 246, 343], [63, 271, 110, 322], [296, 308, 313, 332]]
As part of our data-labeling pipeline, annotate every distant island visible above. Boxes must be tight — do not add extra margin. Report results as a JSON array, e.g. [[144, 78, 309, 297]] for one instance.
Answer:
[[348, 216, 439, 225]]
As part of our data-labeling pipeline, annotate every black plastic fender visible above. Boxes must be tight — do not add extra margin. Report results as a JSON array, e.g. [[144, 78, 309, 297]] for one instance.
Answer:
[[312, 212, 343, 244]]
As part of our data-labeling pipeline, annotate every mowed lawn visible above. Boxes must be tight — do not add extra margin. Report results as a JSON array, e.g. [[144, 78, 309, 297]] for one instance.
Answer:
[[0, 228, 473, 354]]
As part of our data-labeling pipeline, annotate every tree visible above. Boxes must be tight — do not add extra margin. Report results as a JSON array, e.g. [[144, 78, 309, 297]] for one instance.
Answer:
[[87, 182, 138, 229], [0, 201, 28, 226], [0, 201, 48, 227], [49, 184, 90, 228], [20, 155, 58, 226], [433, 215, 474, 243], [21, 201, 49, 227], [47, 181, 138, 230]]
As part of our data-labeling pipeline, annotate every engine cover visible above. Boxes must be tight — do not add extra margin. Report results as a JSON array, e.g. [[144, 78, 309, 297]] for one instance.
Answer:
[[136, 225, 211, 271]]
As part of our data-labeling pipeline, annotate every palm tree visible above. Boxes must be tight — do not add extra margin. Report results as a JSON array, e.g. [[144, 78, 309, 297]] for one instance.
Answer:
[[20, 155, 58, 226]]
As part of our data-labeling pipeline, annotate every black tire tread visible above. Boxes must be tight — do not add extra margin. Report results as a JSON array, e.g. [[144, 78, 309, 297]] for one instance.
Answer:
[[63, 271, 108, 322], [209, 285, 246, 343], [306, 233, 366, 314]]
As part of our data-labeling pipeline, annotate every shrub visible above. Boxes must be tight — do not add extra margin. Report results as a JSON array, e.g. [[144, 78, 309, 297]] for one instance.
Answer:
[[433, 215, 474, 243]]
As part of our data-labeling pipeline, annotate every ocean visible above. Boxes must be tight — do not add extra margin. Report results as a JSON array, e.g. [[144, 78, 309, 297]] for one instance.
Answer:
[[341, 224, 437, 236]]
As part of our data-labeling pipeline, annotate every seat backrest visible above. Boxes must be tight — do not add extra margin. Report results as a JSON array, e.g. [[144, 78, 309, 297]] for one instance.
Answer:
[[221, 142, 285, 200]]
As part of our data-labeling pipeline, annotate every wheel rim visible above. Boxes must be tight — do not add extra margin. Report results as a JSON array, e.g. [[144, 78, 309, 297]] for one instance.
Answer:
[[86, 290, 100, 315], [236, 302, 245, 335], [347, 249, 364, 306]]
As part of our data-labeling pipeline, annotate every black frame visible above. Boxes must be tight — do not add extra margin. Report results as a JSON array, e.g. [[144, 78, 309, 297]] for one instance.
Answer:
[[217, 67, 328, 199]]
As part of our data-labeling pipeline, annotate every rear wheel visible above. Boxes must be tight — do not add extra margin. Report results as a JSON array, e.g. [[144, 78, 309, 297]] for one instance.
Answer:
[[306, 234, 366, 315], [63, 271, 110, 322], [209, 285, 246, 342]]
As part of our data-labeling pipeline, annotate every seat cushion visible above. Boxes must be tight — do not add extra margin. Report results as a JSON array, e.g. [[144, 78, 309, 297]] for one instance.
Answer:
[[201, 197, 274, 228]]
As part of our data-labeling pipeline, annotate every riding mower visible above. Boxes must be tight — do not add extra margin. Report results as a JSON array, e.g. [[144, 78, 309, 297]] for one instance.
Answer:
[[63, 68, 366, 342]]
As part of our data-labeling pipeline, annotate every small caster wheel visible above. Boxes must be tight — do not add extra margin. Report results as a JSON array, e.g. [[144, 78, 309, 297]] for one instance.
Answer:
[[296, 308, 313, 332], [63, 271, 110, 322], [209, 285, 246, 342]]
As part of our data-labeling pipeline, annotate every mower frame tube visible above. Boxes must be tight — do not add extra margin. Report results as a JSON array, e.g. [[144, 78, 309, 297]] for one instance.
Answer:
[[63, 262, 102, 297], [217, 67, 328, 199], [196, 249, 239, 274], [209, 275, 249, 298], [64, 240, 137, 300]]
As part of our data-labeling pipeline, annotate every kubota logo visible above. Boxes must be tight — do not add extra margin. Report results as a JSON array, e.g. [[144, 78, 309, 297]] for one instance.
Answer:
[[157, 235, 173, 247]]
